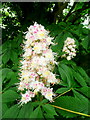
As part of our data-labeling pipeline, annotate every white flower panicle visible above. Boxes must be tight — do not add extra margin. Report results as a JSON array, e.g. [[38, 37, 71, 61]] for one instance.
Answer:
[[62, 37, 76, 60], [18, 22, 59, 105]]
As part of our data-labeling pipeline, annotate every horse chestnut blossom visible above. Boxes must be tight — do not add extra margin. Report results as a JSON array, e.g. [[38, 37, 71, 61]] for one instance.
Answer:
[[62, 37, 76, 60], [18, 22, 59, 105]]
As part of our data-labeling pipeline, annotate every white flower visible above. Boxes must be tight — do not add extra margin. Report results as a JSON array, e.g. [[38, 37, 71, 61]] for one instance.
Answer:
[[37, 31, 46, 39], [23, 48, 32, 58], [33, 42, 46, 54], [62, 46, 67, 52], [20, 90, 35, 104], [47, 72, 59, 84], [67, 56, 71, 60], [68, 45, 73, 49], [62, 37, 76, 60], [18, 82, 25, 91], [43, 49, 54, 62], [18, 22, 59, 104], [42, 70, 51, 78], [41, 87, 54, 101], [20, 91, 32, 104]]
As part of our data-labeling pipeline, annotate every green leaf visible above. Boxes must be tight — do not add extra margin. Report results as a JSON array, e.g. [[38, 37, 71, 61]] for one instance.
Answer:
[[60, 60, 76, 67], [54, 96, 86, 118], [51, 32, 64, 55], [82, 28, 88, 35], [2, 68, 18, 89], [32, 101, 41, 108], [6, 72, 18, 87], [18, 102, 33, 118], [59, 64, 74, 87], [1, 41, 8, 54], [76, 86, 90, 98], [58, 22, 66, 26], [2, 104, 8, 116], [2, 90, 19, 102], [42, 104, 58, 118], [55, 87, 69, 94], [2, 50, 10, 64], [29, 106, 44, 118], [73, 72, 87, 87], [1, 68, 12, 81], [44, 113, 55, 119], [40, 99, 48, 104], [58, 66, 67, 85], [72, 89, 89, 114], [3, 104, 20, 118], [47, 24, 62, 37], [81, 36, 89, 50], [77, 67, 90, 84], [72, 89, 88, 103], [10, 50, 18, 63]]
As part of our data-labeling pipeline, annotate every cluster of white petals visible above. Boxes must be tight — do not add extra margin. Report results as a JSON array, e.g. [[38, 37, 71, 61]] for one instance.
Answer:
[[62, 37, 76, 60], [18, 22, 59, 105]]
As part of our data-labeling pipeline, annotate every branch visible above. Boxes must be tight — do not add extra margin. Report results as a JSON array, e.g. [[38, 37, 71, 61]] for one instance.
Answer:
[[63, 3, 89, 24], [70, 5, 89, 16], [70, 6, 89, 24], [63, 2, 77, 22], [53, 2, 68, 23]]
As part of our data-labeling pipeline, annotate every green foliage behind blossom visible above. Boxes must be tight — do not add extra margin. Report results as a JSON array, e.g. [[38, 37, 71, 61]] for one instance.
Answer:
[[1, 2, 90, 119]]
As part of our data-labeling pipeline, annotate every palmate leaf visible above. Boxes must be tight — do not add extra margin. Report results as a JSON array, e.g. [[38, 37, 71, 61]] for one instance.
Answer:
[[17, 102, 33, 118], [76, 86, 90, 98], [42, 104, 58, 118], [72, 89, 89, 114], [60, 59, 76, 67], [2, 104, 20, 118], [81, 36, 89, 50], [58, 63, 75, 88], [68, 64, 89, 87], [55, 87, 69, 94], [47, 24, 62, 37], [5, 72, 18, 89], [51, 32, 64, 55], [2, 104, 8, 116], [31, 99, 48, 107], [2, 50, 10, 64], [2, 68, 18, 90], [0, 41, 8, 55], [1, 68, 12, 81], [2, 90, 19, 103], [60, 64, 73, 87], [18, 100, 48, 119], [44, 113, 55, 119], [73, 72, 87, 87], [58, 66, 68, 86], [29, 106, 44, 119], [82, 28, 89, 35], [77, 67, 90, 85], [53, 96, 87, 118], [2, 41, 19, 65], [10, 50, 18, 63]]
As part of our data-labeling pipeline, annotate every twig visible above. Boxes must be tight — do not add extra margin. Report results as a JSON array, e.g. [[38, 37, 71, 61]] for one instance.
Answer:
[[52, 105, 90, 117], [53, 88, 72, 101]]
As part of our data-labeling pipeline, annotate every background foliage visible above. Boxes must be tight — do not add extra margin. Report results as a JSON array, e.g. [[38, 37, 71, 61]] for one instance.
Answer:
[[1, 2, 90, 119]]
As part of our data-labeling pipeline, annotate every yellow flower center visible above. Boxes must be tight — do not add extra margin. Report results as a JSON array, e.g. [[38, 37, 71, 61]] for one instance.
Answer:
[[34, 46, 39, 50], [44, 71, 50, 76]]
